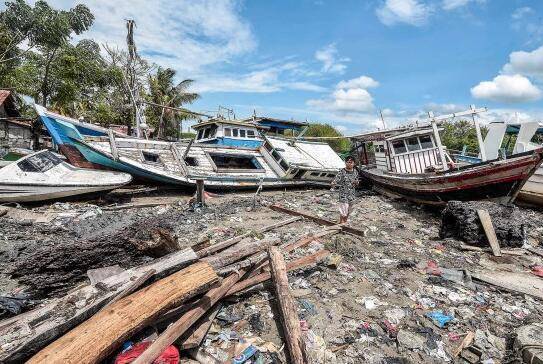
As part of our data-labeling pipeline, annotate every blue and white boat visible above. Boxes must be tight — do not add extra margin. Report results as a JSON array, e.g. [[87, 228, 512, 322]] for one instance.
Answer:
[[35, 105, 345, 189]]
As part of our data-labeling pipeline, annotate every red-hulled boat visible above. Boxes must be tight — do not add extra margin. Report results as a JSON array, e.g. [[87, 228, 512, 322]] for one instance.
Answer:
[[351, 107, 543, 205]]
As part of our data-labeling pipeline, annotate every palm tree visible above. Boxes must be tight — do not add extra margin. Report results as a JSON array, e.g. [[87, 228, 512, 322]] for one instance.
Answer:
[[148, 67, 199, 139]]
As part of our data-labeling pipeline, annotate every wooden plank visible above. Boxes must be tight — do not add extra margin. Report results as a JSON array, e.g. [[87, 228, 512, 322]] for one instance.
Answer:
[[268, 247, 307, 364], [0, 248, 198, 363], [179, 304, 221, 350], [472, 271, 543, 300], [459, 244, 524, 256], [132, 268, 248, 364], [101, 269, 156, 310], [269, 204, 366, 237], [227, 249, 330, 296], [202, 238, 280, 270], [477, 209, 502, 257], [196, 216, 301, 258], [28, 262, 219, 364], [453, 331, 475, 358]]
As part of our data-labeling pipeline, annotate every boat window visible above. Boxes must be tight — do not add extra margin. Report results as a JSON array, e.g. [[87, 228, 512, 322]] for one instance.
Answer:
[[271, 150, 281, 161], [374, 144, 385, 153], [326, 173, 335, 178], [247, 130, 255, 138], [142, 151, 160, 163], [17, 152, 62, 173], [233, 129, 239, 137], [240, 129, 246, 138], [279, 159, 289, 170], [406, 137, 421, 152], [197, 130, 203, 140], [224, 128, 232, 137], [320, 172, 327, 177], [310, 172, 320, 177], [209, 125, 217, 138], [392, 140, 407, 154], [209, 153, 263, 170], [184, 157, 198, 166], [419, 135, 434, 149], [203, 128, 211, 139]]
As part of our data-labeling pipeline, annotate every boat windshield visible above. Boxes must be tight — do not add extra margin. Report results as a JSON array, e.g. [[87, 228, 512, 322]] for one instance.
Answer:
[[17, 152, 62, 173]]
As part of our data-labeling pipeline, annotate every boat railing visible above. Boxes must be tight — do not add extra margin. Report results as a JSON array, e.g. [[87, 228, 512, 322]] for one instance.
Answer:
[[390, 147, 441, 174]]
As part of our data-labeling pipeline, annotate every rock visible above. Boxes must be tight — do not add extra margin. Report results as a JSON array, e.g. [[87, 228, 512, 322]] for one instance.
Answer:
[[514, 323, 543, 364], [397, 329, 426, 351], [440, 201, 526, 248]]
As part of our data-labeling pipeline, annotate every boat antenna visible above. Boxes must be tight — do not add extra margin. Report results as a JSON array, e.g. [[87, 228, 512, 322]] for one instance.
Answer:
[[379, 109, 387, 129]]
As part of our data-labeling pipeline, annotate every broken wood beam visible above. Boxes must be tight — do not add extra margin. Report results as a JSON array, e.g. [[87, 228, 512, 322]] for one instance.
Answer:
[[227, 249, 330, 296], [28, 262, 219, 364], [196, 216, 301, 258], [0, 247, 199, 363], [202, 237, 280, 270], [477, 209, 502, 257], [269, 204, 366, 237], [178, 304, 221, 350], [453, 331, 475, 358], [101, 268, 156, 311], [132, 268, 249, 364], [459, 244, 524, 256], [196, 179, 205, 205], [268, 246, 307, 364]]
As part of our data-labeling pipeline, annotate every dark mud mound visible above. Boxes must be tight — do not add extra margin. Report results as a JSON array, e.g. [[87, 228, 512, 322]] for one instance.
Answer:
[[439, 200, 526, 248]]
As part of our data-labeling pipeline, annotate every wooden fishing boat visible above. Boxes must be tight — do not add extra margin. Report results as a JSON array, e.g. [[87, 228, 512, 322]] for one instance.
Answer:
[[0, 150, 132, 202], [35, 105, 345, 189], [352, 107, 543, 205]]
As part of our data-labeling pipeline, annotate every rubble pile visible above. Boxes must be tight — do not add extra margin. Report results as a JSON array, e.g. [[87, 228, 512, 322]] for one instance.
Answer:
[[0, 189, 542, 363], [440, 200, 527, 248]]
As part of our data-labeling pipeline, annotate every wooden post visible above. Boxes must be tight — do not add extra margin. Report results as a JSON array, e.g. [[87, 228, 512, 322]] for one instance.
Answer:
[[196, 179, 205, 206], [471, 105, 487, 161], [429, 111, 448, 171], [268, 246, 307, 364], [108, 129, 119, 160], [477, 209, 502, 256]]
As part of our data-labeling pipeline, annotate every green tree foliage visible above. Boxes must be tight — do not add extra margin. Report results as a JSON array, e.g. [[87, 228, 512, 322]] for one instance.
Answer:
[[440, 119, 487, 154], [147, 67, 199, 139], [304, 123, 351, 153]]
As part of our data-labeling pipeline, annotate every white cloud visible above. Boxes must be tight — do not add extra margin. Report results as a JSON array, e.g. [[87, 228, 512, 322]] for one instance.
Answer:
[[376, 0, 432, 26], [314, 44, 349, 74], [471, 74, 542, 103], [502, 46, 543, 80], [336, 76, 379, 90], [306, 75, 378, 115], [423, 103, 467, 114], [512, 7, 533, 20], [442, 0, 485, 11]]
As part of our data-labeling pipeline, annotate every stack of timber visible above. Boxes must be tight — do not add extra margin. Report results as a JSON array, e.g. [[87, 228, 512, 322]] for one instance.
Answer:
[[0, 208, 355, 363]]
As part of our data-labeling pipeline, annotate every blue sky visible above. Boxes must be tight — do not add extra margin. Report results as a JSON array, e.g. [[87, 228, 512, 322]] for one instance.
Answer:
[[14, 0, 543, 133]]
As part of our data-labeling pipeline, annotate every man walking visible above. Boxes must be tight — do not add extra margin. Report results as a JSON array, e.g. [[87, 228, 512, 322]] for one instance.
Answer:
[[331, 156, 359, 224]]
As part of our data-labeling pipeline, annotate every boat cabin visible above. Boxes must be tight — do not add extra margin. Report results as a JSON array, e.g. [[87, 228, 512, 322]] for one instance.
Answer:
[[192, 118, 265, 148], [354, 126, 448, 174], [245, 116, 308, 136]]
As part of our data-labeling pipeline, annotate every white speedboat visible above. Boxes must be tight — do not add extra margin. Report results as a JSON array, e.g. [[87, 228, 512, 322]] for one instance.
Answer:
[[0, 150, 132, 202]]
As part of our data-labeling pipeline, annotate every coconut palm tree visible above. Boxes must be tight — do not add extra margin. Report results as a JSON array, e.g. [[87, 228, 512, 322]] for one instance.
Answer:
[[148, 67, 199, 139]]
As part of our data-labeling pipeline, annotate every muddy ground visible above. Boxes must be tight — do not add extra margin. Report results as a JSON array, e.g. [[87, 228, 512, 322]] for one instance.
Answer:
[[1, 187, 542, 363]]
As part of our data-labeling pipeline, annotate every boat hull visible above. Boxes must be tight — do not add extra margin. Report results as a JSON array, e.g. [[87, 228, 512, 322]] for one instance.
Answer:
[[361, 150, 543, 205], [517, 166, 543, 206], [0, 183, 129, 202]]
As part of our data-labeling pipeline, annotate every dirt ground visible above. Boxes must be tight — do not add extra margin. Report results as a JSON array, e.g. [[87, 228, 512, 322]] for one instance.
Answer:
[[1, 187, 542, 363]]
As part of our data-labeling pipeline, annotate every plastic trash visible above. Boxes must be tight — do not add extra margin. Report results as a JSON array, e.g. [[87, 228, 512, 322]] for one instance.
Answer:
[[232, 345, 258, 364], [426, 311, 453, 328]]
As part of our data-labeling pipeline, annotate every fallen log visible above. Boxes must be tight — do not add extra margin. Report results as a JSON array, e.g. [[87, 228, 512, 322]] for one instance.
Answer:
[[132, 268, 249, 364], [28, 262, 219, 364], [196, 216, 301, 258], [0, 248, 198, 363], [269, 204, 366, 237], [268, 246, 307, 364]]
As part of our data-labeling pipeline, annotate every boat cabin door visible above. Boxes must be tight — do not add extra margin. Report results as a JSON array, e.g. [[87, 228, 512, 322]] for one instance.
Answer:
[[374, 141, 390, 171]]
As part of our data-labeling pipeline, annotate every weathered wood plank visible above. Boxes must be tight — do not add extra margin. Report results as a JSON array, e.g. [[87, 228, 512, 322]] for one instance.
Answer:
[[269, 204, 366, 237], [268, 247, 307, 364], [28, 262, 219, 364], [477, 209, 502, 257]]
